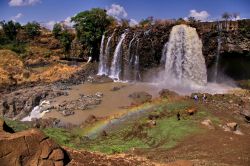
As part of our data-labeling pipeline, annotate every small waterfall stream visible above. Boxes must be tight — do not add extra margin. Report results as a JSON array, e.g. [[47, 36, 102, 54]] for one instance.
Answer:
[[109, 33, 127, 80], [97, 35, 106, 75], [213, 22, 223, 82], [164, 24, 207, 85]]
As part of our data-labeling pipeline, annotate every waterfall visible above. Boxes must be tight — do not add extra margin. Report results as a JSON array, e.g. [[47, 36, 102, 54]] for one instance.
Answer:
[[128, 34, 137, 64], [164, 24, 207, 86], [109, 33, 127, 80], [134, 39, 141, 80], [213, 22, 223, 82], [98, 33, 115, 75], [160, 42, 168, 65], [97, 34, 106, 75], [21, 101, 50, 121]]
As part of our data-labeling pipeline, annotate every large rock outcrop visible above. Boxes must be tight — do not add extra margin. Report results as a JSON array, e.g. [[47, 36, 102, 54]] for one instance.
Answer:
[[0, 119, 170, 166], [0, 119, 67, 166]]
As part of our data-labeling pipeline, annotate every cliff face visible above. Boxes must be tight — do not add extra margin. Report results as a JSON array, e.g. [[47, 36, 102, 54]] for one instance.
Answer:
[[104, 20, 250, 80]]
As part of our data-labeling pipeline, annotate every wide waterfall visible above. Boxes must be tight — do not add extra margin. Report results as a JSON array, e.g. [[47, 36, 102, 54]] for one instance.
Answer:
[[109, 33, 126, 80], [97, 35, 105, 75], [164, 24, 207, 85]]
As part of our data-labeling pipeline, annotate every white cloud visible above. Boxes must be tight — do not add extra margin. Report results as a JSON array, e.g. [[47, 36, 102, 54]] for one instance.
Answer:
[[63, 17, 74, 27], [9, 0, 41, 7], [129, 19, 138, 27], [11, 13, 23, 21], [44, 21, 57, 30], [107, 4, 128, 20], [188, 9, 210, 21]]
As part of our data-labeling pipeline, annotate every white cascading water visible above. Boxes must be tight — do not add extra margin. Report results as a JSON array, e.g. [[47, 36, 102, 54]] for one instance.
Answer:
[[160, 42, 168, 65], [164, 24, 207, 86], [213, 22, 223, 82], [109, 33, 126, 80], [97, 34, 106, 75], [21, 100, 50, 121], [98, 33, 115, 75], [128, 34, 137, 64]]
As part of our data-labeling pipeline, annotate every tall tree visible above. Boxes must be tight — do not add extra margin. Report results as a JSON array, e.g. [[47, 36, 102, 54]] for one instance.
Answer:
[[222, 12, 231, 21], [72, 8, 113, 61], [222, 12, 232, 31], [24, 21, 41, 39], [0, 20, 21, 41], [52, 23, 62, 39], [59, 30, 74, 55]]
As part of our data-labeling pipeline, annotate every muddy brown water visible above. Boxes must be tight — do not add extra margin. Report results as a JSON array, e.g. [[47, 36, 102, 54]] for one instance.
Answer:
[[44, 82, 160, 125]]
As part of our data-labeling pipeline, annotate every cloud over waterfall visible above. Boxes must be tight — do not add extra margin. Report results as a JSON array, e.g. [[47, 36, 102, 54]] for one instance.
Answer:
[[9, 0, 41, 7], [188, 9, 210, 21], [107, 4, 128, 19]]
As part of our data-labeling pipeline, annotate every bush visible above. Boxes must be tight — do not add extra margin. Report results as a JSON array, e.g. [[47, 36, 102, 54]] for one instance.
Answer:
[[52, 23, 62, 39], [24, 22, 41, 39]]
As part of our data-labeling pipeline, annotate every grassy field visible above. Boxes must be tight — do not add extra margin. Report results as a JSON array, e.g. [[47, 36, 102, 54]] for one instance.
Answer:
[[1, 99, 220, 155]]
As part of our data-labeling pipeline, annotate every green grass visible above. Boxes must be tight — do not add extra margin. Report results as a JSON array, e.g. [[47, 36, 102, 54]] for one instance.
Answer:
[[42, 127, 80, 148], [0, 42, 26, 54], [79, 100, 207, 154], [2, 118, 30, 132]]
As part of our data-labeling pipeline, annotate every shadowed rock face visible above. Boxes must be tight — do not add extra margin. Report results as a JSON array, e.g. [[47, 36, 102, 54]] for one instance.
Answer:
[[0, 119, 67, 166]]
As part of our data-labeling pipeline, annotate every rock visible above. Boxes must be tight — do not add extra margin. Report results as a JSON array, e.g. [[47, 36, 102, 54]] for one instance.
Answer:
[[146, 120, 157, 127], [159, 89, 178, 98], [240, 110, 250, 123], [201, 119, 214, 129], [0, 85, 68, 120], [226, 122, 238, 131], [0, 119, 67, 166], [84, 115, 98, 124], [186, 108, 197, 115], [129, 92, 152, 105], [111, 86, 121, 91], [87, 75, 113, 83], [49, 149, 64, 161], [62, 110, 75, 116], [95, 92, 103, 98]]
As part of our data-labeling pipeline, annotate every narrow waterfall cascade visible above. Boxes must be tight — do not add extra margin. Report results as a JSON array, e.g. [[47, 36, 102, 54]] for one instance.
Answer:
[[21, 101, 50, 121], [128, 34, 137, 64], [98, 33, 114, 75], [213, 22, 223, 82], [134, 39, 141, 80], [160, 42, 168, 65], [109, 33, 127, 80], [164, 24, 207, 86], [97, 34, 105, 75]]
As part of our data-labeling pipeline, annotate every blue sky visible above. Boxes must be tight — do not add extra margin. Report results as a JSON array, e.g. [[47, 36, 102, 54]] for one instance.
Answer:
[[1, 0, 249, 28]]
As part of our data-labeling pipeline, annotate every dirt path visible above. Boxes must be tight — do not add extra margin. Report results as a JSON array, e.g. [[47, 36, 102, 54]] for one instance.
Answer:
[[132, 104, 250, 166]]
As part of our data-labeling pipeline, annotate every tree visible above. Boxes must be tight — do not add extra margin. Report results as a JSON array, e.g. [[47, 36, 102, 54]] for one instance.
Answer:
[[0, 20, 21, 41], [222, 12, 231, 21], [222, 12, 232, 31], [24, 22, 41, 39], [139, 16, 154, 27], [52, 23, 62, 39], [59, 30, 74, 54], [72, 8, 113, 61]]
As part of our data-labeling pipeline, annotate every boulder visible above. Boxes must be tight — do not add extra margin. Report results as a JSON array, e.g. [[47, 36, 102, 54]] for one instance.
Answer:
[[186, 108, 197, 115], [226, 122, 238, 131], [129, 92, 152, 105], [159, 89, 178, 98], [201, 119, 214, 129], [0, 119, 68, 166]]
